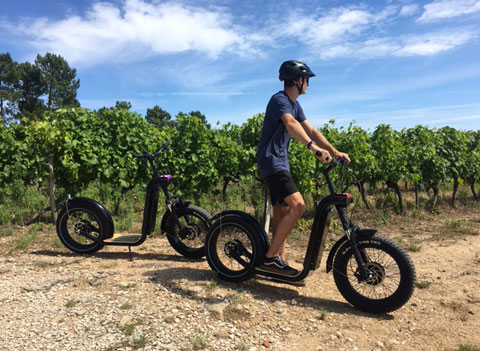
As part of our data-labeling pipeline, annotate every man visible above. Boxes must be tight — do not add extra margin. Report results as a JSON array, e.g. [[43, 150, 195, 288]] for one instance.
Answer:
[[256, 60, 351, 276]]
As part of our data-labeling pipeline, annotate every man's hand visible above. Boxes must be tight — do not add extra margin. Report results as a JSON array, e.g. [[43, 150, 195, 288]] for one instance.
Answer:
[[311, 145, 332, 163], [333, 151, 351, 164]]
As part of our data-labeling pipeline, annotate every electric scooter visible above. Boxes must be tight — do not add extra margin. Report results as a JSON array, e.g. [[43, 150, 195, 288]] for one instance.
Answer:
[[205, 158, 416, 314], [56, 141, 211, 259]]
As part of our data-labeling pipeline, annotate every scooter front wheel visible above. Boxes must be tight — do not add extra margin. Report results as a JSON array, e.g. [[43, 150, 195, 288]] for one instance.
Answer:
[[56, 201, 107, 254], [333, 236, 416, 314], [206, 215, 264, 283]]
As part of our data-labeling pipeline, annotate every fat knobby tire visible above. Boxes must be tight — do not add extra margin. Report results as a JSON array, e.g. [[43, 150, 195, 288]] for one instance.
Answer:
[[333, 235, 416, 314], [205, 215, 264, 283], [56, 202, 106, 254], [165, 205, 211, 259]]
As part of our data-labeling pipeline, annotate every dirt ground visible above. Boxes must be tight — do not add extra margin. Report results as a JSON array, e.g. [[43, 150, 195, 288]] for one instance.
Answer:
[[0, 203, 479, 351]]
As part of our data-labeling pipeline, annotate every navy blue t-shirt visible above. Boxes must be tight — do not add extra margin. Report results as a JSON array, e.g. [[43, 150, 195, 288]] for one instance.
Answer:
[[256, 91, 306, 178]]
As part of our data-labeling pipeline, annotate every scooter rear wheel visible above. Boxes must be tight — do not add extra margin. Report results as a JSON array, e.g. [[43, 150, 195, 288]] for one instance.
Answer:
[[333, 236, 416, 314], [165, 205, 211, 259], [206, 215, 264, 282], [56, 202, 107, 254]]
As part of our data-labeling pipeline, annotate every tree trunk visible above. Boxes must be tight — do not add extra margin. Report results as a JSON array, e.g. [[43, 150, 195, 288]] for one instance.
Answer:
[[386, 180, 404, 214], [47, 155, 56, 223], [471, 182, 479, 202], [430, 183, 439, 210], [114, 187, 132, 215], [414, 183, 419, 209], [451, 177, 459, 208], [356, 181, 370, 209], [222, 177, 230, 210]]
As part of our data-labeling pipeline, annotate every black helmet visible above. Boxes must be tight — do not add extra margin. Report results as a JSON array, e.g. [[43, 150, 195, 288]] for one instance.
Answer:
[[279, 60, 315, 81]]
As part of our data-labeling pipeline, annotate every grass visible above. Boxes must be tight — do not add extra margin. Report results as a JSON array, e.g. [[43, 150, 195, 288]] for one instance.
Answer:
[[458, 345, 480, 351], [192, 334, 208, 350], [132, 335, 147, 349], [121, 302, 132, 310], [405, 242, 422, 252], [415, 280, 431, 289], [395, 237, 422, 252], [318, 307, 328, 320], [235, 338, 248, 351], [448, 220, 463, 228], [9, 231, 38, 253], [0, 226, 14, 237], [65, 299, 79, 308], [163, 315, 175, 323], [124, 323, 135, 336], [231, 291, 246, 305], [207, 278, 218, 291]]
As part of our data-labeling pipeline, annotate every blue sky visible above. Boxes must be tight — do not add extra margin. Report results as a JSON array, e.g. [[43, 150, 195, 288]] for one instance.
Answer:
[[1, 0, 479, 131]]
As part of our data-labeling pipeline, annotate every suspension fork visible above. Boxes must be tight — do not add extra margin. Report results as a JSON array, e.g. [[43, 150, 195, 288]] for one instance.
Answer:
[[336, 206, 372, 281], [163, 186, 185, 230]]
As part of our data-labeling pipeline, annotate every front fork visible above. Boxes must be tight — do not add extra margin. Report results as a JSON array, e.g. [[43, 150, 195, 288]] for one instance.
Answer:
[[337, 206, 373, 281]]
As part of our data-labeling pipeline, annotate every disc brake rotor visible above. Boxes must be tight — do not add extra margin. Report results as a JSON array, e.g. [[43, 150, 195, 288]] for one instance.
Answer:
[[357, 262, 386, 285]]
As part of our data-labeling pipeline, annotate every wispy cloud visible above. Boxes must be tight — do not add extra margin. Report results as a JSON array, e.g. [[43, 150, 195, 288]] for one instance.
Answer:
[[400, 5, 419, 17], [2, 0, 478, 66], [394, 30, 476, 56], [140, 91, 248, 97], [313, 29, 476, 59], [11, 0, 256, 65], [275, 5, 476, 60], [418, 0, 480, 22], [309, 103, 480, 130]]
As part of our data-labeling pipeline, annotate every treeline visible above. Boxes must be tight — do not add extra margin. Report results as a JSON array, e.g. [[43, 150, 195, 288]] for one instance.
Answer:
[[1, 107, 479, 225], [1, 52, 479, 224], [0, 52, 80, 124]]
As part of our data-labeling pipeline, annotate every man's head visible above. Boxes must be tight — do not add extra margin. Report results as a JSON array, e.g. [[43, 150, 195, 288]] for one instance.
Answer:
[[279, 60, 315, 94]]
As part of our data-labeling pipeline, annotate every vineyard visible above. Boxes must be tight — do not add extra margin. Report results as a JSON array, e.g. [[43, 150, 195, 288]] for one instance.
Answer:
[[1, 107, 480, 225]]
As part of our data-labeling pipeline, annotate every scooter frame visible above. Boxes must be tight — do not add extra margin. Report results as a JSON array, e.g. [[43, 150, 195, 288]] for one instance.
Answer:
[[57, 142, 211, 257], [223, 159, 377, 283]]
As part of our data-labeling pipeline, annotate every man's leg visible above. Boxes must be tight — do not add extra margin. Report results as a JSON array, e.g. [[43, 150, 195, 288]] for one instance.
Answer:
[[271, 204, 289, 261], [266, 191, 305, 259]]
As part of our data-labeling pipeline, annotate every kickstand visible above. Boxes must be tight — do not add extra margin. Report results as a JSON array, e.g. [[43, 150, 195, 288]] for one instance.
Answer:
[[128, 246, 133, 261]]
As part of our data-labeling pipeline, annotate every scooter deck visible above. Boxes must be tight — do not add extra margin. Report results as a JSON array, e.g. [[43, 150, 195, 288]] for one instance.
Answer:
[[103, 233, 143, 244]]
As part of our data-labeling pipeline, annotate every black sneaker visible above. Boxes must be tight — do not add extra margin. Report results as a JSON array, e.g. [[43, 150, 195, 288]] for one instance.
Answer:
[[257, 256, 299, 276]]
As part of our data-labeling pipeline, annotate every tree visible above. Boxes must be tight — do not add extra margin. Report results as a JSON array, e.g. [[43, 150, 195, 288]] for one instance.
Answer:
[[177, 110, 210, 129], [465, 130, 480, 201], [437, 127, 468, 207], [0, 53, 21, 124], [145, 105, 175, 129], [328, 121, 377, 209], [34, 53, 80, 112], [16, 61, 46, 121], [114, 101, 132, 110], [371, 124, 407, 213]]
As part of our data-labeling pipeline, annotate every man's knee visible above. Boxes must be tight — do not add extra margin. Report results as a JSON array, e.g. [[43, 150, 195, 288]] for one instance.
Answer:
[[285, 193, 305, 217], [292, 200, 305, 217]]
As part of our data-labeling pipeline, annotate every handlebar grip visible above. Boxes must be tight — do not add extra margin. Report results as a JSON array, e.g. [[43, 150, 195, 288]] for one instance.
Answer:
[[315, 151, 332, 162]]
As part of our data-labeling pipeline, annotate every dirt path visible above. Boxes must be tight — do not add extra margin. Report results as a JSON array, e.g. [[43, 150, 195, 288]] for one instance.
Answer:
[[0, 209, 479, 351]]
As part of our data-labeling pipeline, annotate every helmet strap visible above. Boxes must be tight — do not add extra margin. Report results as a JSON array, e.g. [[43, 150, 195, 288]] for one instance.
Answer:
[[296, 77, 304, 94]]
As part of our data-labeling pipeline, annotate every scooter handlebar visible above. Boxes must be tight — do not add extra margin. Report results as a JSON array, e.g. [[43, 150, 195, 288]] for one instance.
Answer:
[[133, 141, 170, 159]]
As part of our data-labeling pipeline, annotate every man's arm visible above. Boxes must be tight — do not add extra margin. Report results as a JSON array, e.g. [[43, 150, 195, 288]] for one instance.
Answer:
[[280, 114, 332, 163], [301, 119, 351, 163]]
